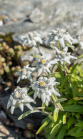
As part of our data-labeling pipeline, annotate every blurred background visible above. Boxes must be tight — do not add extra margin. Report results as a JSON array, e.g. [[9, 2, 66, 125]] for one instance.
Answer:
[[0, 0, 83, 138]]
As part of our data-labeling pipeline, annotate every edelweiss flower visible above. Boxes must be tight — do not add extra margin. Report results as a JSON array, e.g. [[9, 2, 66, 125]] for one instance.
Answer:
[[53, 47, 77, 65], [7, 86, 36, 114], [15, 64, 35, 83], [20, 31, 42, 47], [43, 28, 73, 48], [31, 77, 60, 106], [34, 55, 58, 76]]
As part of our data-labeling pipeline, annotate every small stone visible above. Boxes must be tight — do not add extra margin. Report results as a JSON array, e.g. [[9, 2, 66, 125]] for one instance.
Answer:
[[0, 20, 3, 26], [0, 122, 10, 136], [0, 110, 7, 119]]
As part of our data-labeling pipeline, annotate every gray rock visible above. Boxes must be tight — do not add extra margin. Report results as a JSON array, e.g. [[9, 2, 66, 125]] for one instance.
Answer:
[[0, 0, 83, 40], [20, 46, 56, 63], [30, 8, 45, 23]]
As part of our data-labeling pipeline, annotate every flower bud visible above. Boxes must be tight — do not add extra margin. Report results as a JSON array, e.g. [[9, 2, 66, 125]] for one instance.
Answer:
[[11, 67, 15, 72], [3, 63, 6, 67], [14, 45, 18, 51], [7, 82, 12, 87], [14, 45, 22, 51], [22, 61, 29, 66], [24, 130, 32, 138], [63, 115, 66, 124], [7, 61, 12, 66], [2, 42, 7, 47], [23, 45, 29, 51], [78, 89, 82, 93], [16, 51, 22, 58], [0, 68, 4, 75], [18, 45, 22, 50], [0, 61, 3, 68], [15, 66, 21, 72], [4, 66, 10, 73], [1, 57, 5, 62], [27, 123, 33, 130], [4, 45, 9, 51], [9, 48, 15, 55]]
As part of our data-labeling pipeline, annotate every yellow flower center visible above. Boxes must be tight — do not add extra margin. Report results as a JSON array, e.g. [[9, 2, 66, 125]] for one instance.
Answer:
[[60, 29, 66, 33], [40, 81, 45, 86], [61, 51, 64, 54], [78, 89, 82, 93], [22, 68, 26, 72], [41, 59, 46, 64], [14, 92, 20, 98]]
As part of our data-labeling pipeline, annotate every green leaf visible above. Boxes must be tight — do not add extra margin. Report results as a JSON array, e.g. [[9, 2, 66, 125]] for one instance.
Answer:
[[48, 121, 55, 128], [71, 132, 83, 137], [57, 126, 66, 139], [75, 122, 83, 127], [42, 116, 49, 124], [18, 110, 39, 120], [71, 63, 78, 74], [50, 120, 62, 134], [65, 41, 75, 51], [50, 45, 55, 49], [51, 94, 64, 111], [36, 119, 50, 134], [60, 76, 69, 94], [46, 107, 54, 111], [71, 82, 77, 98], [64, 105, 83, 113], [68, 127, 78, 135], [48, 114, 54, 122], [76, 127, 83, 134], [68, 99, 74, 104], [74, 97, 83, 101], [55, 98, 67, 104], [31, 55, 40, 59], [28, 91, 34, 96], [48, 121, 62, 139], [78, 54, 83, 59], [67, 117, 74, 129]]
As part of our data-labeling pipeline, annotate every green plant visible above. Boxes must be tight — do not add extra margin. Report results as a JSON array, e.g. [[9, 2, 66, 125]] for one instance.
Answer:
[[38, 62, 83, 139], [0, 41, 29, 92], [7, 29, 83, 139]]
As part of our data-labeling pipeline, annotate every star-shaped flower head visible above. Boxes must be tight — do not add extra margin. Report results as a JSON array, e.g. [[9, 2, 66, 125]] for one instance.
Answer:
[[53, 47, 77, 65], [7, 86, 36, 114], [15, 64, 35, 83], [33, 55, 58, 76], [31, 77, 60, 106], [19, 31, 42, 47], [43, 28, 73, 48]]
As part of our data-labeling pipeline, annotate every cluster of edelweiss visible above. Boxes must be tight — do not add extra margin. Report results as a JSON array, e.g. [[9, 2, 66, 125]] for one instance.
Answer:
[[7, 28, 77, 114]]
